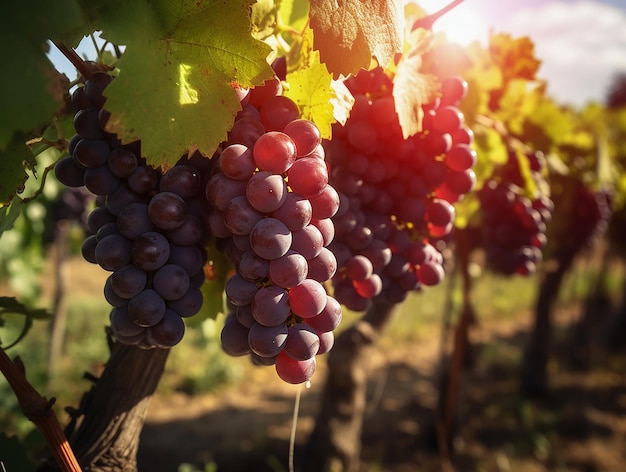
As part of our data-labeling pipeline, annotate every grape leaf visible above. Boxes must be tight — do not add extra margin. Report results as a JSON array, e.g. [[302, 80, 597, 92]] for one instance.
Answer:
[[489, 33, 541, 84], [284, 29, 352, 138], [392, 30, 440, 138], [0, 136, 37, 206], [0, 198, 24, 237], [0, 0, 86, 152], [310, 0, 403, 78], [85, 0, 274, 167]]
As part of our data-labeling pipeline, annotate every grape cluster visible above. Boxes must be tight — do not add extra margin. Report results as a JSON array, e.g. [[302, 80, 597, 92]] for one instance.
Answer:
[[324, 68, 476, 310], [476, 150, 553, 276], [54, 72, 211, 349], [211, 80, 341, 384]]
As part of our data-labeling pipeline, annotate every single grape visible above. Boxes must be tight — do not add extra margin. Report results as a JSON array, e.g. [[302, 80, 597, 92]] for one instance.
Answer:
[[275, 350, 316, 384]]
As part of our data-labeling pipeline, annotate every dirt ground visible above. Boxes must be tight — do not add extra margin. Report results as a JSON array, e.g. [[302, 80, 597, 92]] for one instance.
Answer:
[[137, 305, 626, 472]]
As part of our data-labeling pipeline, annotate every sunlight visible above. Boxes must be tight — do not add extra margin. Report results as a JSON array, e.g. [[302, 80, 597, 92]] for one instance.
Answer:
[[417, 0, 489, 46]]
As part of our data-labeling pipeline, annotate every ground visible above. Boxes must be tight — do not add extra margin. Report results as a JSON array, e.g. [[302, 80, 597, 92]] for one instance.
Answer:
[[137, 305, 626, 472]]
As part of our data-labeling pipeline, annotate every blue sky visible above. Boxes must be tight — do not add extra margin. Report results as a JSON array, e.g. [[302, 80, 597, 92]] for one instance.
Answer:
[[50, 1, 626, 108], [420, 0, 626, 107]]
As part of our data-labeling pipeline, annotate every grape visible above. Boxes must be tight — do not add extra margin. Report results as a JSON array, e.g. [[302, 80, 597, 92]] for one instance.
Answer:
[[253, 131, 297, 174], [55, 155, 86, 188], [146, 309, 186, 348], [152, 264, 190, 300], [238, 249, 270, 282], [128, 289, 166, 327], [309, 185, 340, 219], [272, 192, 313, 231], [148, 191, 187, 230], [84, 72, 113, 108], [219, 144, 256, 181], [290, 225, 324, 260], [246, 171, 288, 213], [425, 198, 455, 227], [417, 262, 445, 286], [310, 218, 335, 247], [73, 109, 105, 140], [259, 95, 300, 132], [131, 231, 170, 271], [104, 275, 128, 307], [268, 250, 308, 288], [285, 324, 320, 361], [105, 184, 149, 216], [95, 222, 119, 242], [288, 279, 327, 318], [248, 322, 288, 357], [305, 295, 342, 333], [235, 303, 256, 328], [248, 76, 282, 108], [440, 76, 468, 105], [287, 157, 328, 198], [345, 255, 373, 281], [225, 273, 258, 306], [445, 144, 477, 172], [108, 148, 138, 178], [165, 214, 204, 246], [431, 106, 464, 133], [159, 164, 202, 198], [220, 314, 251, 356], [95, 234, 131, 271], [229, 117, 265, 148], [275, 350, 316, 384], [111, 264, 147, 299], [73, 139, 110, 168], [306, 247, 337, 282], [117, 203, 154, 240], [316, 331, 335, 355], [283, 119, 322, 157], [206, 173, 247, 211], [353, 273, 383, 298], [167, 286, 204, 317], [251, 285, 291, 326], [84, 166, 121, 196], [128, 166, 159, 195], [250, 217, 292, 260], [110, 307, 144, 337]]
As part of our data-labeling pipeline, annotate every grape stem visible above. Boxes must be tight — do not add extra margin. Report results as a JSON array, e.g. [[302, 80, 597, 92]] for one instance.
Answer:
[[411, 0, 466, 31], [0, 346, 82, 471], [52, 41, 100, 80]]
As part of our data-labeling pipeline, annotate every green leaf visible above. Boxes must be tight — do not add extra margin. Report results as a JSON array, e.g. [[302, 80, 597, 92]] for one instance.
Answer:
[[0, 0, 86, 151], [285, 63, 336, 138], [0, 297, 52, 320], [279, 0, 310, 34], [0, 297, 51, 348], [87, 0, 274, 167], [191, 244, 233, 326], [0, 136, 37, 206], [0, 198, 24, 237]]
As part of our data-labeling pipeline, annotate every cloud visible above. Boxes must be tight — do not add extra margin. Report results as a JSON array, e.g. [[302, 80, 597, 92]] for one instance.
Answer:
[[497, 1, 626, 106]]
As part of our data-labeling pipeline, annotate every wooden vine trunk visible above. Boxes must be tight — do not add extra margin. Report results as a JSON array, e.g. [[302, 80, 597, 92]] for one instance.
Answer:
[[304, 301, 396, 472], [39, 340, 169, 471]]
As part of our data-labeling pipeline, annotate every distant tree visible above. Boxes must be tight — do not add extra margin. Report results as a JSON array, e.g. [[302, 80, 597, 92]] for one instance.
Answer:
[[607, 71, 626, 109]]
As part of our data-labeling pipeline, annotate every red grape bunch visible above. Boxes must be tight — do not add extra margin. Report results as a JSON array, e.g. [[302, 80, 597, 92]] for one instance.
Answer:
[[324, 67, 477, 310], [476, 150, 553, 275], [211, 80, 342, 384], [54, 72, 212, 349]]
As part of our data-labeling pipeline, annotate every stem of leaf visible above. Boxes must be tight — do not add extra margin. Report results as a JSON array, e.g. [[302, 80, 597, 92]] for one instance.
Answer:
[[411, 0, 466, 31]]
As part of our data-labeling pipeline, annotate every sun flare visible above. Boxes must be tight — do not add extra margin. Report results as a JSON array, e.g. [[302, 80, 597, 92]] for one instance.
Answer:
[[417, 1, 489, 46]]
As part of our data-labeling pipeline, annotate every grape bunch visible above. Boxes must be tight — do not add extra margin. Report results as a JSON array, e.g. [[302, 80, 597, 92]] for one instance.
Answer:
[[476, 150, 553, 276], [324, 68, 476, 310], [211, 80, 341, 384], [54, 72, 211, 349]]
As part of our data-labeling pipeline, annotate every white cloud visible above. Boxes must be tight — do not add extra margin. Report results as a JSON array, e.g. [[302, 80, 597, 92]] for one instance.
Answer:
[[497, 1, 626, 106]]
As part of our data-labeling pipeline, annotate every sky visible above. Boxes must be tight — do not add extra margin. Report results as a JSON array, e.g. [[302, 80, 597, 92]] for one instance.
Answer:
[[49, 0, 626, 108], [419, 0, 626, 107]]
